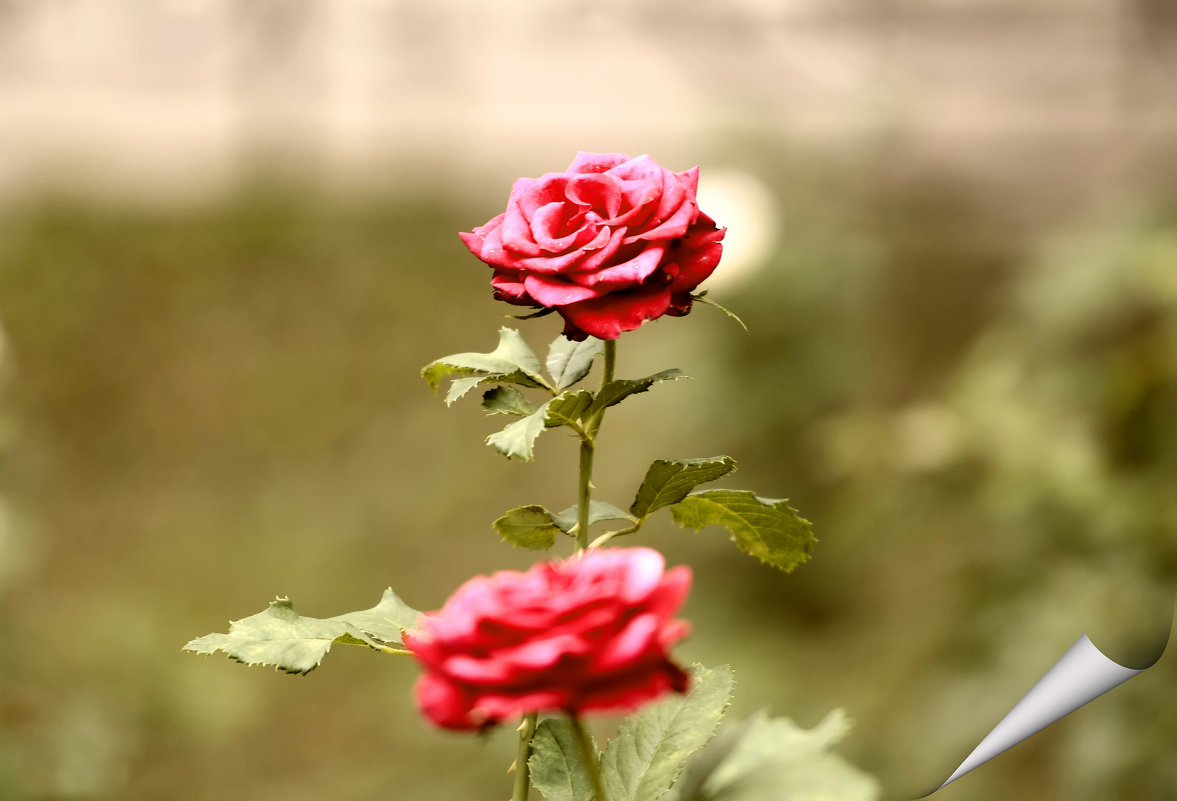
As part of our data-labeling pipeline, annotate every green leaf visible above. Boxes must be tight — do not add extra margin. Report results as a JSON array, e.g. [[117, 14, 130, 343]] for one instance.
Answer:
[[183, 589, 420, 675], [630, 457, 738, 520], [530, 718, 601, 801], [333, 588, 421, 645], [552, 500, 637, 533], [663, 716, 759, 801], [422, 327, 551, 403], [586, 370, 688, 418], [493, 505, 562, 550], [669, 491, 815, 573], [668, 709, 879, 801], [491, 500, 635, 546], [547, 336, 605, 391], [445, 376, 492, 404], [545, 390, 594, 429], [486, 401, 551, 460], [601, 664, 734, 801], [483, 386, 539, 417]]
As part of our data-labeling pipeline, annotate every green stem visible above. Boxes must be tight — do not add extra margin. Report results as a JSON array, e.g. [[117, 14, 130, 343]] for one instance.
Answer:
[[512, 712, 538, 801], [576, 440, 594, 552], [603, 341, 617, 380], [592, 340, 617, 438], [575, 340, 617, 553], [570, 716, 607, 801]]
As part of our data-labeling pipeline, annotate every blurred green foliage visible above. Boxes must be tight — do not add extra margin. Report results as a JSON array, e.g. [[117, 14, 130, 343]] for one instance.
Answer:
[[0, 148, 1175, 801]]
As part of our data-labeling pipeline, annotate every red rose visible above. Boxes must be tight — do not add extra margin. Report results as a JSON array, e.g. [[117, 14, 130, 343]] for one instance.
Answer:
[[403, 547, 692, 730], [460, 152, 725, 341]]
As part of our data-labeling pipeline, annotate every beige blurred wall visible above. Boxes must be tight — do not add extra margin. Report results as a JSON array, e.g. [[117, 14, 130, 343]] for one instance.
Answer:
[[1, 0, 1175, 200]]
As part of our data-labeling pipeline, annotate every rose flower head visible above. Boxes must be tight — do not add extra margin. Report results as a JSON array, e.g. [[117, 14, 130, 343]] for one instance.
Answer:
[[403, 547, 692, 730], [460, 152, 725, 341]]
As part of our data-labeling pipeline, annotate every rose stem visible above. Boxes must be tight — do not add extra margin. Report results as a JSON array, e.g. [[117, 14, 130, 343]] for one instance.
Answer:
[[511, 712, 538, 801], [518, 342, 615, 798], [576, 339, 616, 553], [570, 715, 607, 801]]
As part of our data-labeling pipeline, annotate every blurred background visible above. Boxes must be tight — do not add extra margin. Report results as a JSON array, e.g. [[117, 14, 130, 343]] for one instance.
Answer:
[[1, 1, 1176, 799]]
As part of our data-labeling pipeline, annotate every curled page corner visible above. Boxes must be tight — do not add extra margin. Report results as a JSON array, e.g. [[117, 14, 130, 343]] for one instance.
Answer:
[[923, 627, 1169, 796]]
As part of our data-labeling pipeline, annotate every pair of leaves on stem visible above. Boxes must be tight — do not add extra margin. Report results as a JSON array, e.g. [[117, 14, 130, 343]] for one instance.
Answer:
[[423, 328, 685, 461], [494, 456, 815, 574], [529, 664, 878, 801], [183, 588, 421, 675], [422, 328, 597, 404]]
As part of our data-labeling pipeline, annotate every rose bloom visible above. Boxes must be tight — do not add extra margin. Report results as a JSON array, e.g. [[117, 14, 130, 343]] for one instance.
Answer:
[[403, 547, 692, 730], [460, 152, 725, 341]]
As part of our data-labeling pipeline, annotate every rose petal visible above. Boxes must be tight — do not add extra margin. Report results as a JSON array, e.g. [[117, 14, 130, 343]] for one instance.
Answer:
[[608, 156, 665, 221], [646, 565, 693, 618], [666, 213, 725, 293], [574, 663, 690, 713], [565, 226, 627, 276], [415, 673, 479, 730], [460, 215, 518, 269], [557, 284, 673, 340], [615, 547, 668, 601], [523, 274, 603, 307], [623, 198, 697, 243], [458, 229, 486, 257], [499, 632, 592, 671], [509, 224, 611, 273], [648, 169, 689, 227], [606, 154, 662, 186], [530, 201, 589, 252], [474, 690, 569, 721], [657, 618, 691, 649], [500, 198, 542, 257], [489, 272, 533, 304], [570, 244, 665, 289], [515, 174, 572, 219], [568, 152, 630, 174], [566, 173, 622, 218], [594, 613, 660, 671], [401, 628, 448, 671]]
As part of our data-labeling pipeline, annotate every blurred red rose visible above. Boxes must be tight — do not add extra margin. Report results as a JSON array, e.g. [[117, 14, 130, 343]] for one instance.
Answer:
[[403, 547, 691, 730], [460, 152, 725, 341]]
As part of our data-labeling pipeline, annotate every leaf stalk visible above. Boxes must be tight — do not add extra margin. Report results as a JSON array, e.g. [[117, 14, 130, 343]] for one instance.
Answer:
[[588, 522, 641, 550]]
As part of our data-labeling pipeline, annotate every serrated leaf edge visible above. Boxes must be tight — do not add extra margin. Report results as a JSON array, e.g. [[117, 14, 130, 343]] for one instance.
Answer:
[[602, 664, 735, 801]]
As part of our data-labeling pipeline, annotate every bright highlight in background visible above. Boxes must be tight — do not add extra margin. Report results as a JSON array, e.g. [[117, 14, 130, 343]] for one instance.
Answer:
[[695, 169, 779, 292]]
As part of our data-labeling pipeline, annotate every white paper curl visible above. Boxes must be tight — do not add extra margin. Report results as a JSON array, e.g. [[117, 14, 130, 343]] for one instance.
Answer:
[[928, 628, 1168, 795]]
